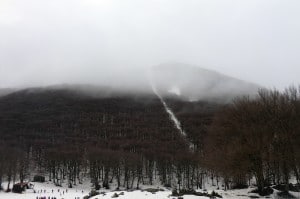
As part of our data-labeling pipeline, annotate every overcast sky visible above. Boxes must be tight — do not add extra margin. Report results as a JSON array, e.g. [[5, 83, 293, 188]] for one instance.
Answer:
[[0, 0, 300, 89]]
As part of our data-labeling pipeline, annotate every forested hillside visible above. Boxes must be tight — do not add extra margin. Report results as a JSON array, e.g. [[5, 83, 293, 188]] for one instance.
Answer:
[[0, 88, 194, 191], [204, 88, 300, 195], [164, 98, 222, 153], [166, 88, 300, 195], [0, 86, 299, 197]]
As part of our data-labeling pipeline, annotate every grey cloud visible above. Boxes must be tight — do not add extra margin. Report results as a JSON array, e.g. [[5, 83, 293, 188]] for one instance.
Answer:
[[0, 0, 300, 90]]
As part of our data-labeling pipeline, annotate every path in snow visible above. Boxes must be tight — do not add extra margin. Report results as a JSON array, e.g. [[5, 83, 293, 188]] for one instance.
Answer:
[[148, 70, 194, 150]]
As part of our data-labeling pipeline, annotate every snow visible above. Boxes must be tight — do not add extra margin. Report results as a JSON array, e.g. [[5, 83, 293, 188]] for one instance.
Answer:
[[0, 182, 209, 199], [1, 182, 300, 199], [90, 190, 208, 199], [168, 86, 181, 96], [0, 181, 89, 199], [149, 76, 188, 139], [160, 99, 186, 138], [148, 74, 194, 150]]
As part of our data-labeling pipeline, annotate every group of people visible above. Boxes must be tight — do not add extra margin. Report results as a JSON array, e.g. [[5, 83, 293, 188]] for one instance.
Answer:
[[34, 188, 84, 199], [36, 197, 81, 199]]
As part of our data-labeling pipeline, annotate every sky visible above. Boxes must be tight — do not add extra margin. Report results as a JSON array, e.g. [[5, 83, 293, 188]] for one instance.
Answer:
[[0, 0, 300, 90]]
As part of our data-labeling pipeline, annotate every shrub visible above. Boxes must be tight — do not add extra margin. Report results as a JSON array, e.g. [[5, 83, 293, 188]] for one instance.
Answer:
[[89, 190, 100, 197]]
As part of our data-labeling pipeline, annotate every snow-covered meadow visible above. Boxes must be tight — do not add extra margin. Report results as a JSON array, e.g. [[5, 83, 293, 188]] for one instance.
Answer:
[[1, 181, 300, 199]]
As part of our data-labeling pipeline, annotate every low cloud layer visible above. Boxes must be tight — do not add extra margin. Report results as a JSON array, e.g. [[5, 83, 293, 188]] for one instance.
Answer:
[[1, 0, 300, 90]]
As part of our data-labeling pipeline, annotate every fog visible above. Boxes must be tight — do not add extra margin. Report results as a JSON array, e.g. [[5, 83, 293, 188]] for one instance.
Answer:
[[1, 0, 300, 90]]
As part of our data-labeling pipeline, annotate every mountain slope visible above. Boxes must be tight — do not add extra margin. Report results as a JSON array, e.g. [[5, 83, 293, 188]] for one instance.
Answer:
[[0, 88, 188, 152], [150, 63, 260, 102], [0, 64, 262, 191], [0, 88, 17, 97]]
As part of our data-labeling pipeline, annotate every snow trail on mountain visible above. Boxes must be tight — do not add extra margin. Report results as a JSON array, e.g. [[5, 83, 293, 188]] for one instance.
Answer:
[[147, 70, 187, 138], [148, 70, 195, 151]]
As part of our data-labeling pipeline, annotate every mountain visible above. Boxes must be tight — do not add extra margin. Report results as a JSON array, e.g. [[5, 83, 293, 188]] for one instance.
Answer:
[[0, 64, 262, 191], [0, 88, 17, 97], [0, 63, 260, 103], [150, 63, 260, 102], [0, 87, 190, 155]]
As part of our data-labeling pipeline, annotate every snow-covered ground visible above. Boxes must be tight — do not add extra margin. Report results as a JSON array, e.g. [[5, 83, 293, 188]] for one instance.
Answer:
[[90, 190, 208, 199], [0, 181, 89, 199], [1, 181, 300, 199]]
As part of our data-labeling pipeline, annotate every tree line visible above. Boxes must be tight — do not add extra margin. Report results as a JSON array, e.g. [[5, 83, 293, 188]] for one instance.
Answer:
[[203, 87, 300, 194], [0, 89, 197, 191]]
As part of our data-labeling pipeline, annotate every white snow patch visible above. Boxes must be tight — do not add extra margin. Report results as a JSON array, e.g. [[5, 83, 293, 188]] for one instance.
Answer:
[[148, 74, 186, 138], [148, 70, 194, 150], [168, 86, 181, 96], [189, 98, 198, 102]]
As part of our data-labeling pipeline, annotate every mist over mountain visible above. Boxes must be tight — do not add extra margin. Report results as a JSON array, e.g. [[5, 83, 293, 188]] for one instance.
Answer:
[[151, 63, 260, 102], [0, 88, 17, 97], [0, 63, 260, 102]]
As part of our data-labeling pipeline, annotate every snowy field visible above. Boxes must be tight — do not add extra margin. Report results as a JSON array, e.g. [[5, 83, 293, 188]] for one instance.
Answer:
[[89, 191, 207, 199], [1, 181, 300, 199], [0, 182, 88, 199]]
